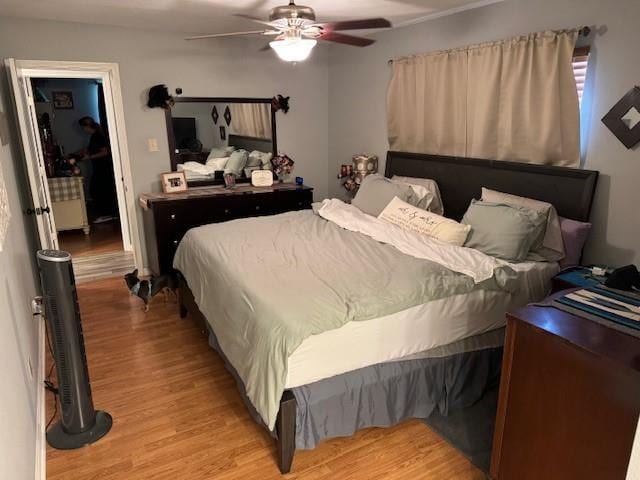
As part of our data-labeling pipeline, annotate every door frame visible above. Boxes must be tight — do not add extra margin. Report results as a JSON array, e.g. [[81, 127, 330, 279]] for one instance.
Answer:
[[6, 59, 142, 271]]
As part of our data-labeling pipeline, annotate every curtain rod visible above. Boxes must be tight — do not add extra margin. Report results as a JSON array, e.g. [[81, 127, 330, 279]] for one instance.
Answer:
[[387, 26, 593, 65]]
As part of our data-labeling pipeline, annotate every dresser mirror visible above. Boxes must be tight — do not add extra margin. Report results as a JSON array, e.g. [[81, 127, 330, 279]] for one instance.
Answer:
[[165, 97, 277, 186]]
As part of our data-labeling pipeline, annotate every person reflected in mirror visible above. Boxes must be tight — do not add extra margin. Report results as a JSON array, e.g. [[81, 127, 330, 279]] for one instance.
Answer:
[[76, 116, 118, 224]]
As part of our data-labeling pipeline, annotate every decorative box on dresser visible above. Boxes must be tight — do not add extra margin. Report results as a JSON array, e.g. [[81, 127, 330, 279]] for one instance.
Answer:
[[490, 298, 640, 480], [140, 183, 313, 275]]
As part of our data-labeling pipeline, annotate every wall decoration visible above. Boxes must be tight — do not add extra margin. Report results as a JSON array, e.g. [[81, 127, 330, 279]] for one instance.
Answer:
[[160, 171, 188, 193], [271, 95, 290, 114], [211, 105, 219, 125], [52, 91, 74, 109], [602, 86, 640, 149], [0, 163, 10, 252], [147, 84, 175, 110], [219, 126, 226, 140], [224, 105, 232, 126]]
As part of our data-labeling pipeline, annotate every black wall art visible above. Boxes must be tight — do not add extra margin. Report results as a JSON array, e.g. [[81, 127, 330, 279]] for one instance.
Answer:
[[602, 86, 640, 149]]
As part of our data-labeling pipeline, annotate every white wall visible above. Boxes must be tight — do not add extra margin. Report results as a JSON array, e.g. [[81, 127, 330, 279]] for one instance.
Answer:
[[0, 73, 42, 480], [0, 16, 330, 270], [328, 0, 640, 267]]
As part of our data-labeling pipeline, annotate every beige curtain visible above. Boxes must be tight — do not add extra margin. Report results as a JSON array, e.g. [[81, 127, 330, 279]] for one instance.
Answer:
[[230, 103, 272, 139], [387, 30, 580, 167]]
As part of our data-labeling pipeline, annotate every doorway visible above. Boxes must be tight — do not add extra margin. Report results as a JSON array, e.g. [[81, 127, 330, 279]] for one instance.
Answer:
[[6, 60, 141, 282]]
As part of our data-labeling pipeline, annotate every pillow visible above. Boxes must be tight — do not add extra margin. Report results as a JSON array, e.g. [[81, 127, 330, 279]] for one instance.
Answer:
[[352, 174, 418, 217], [205, 157, 229, 171], [392, 176, 444, 215], [481, 188, 564, 261], [223, 149, 249, 177], [462, 200, 547, 262], [379, 196, 470, 246], [248, 150, 273, 168], [558, 217, 592, 268], [206, 146, 235, 160]]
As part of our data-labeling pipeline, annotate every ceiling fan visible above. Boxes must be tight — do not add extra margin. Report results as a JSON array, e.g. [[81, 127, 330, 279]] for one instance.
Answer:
[[186, 1, 392, 62]]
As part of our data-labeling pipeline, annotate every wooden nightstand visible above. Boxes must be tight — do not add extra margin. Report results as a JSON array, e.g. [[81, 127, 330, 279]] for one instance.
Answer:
[[551, 266, 606, 294], [490, 299, 640, 480]]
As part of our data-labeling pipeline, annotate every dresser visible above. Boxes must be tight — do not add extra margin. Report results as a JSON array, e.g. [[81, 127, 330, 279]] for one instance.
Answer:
[[140, 183, 313, 275], [491, 299, 640, 480]]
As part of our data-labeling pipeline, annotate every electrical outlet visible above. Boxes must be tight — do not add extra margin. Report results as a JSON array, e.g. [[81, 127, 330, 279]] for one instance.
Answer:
[[148, 138, 159, 152]]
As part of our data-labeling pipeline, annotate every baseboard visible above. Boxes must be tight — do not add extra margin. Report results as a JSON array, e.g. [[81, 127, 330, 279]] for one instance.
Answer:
[[34, 316, 46, 480]]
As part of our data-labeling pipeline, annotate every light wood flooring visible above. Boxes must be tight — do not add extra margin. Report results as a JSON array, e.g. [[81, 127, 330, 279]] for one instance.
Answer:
[[46, 277, 485, 480], [58, 221, 123, 257]]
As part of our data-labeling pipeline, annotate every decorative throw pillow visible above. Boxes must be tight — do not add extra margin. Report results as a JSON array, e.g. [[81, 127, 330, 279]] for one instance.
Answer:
[[392, 176, 444, 215], [481, 188, 564, 261], [379, 196, 471, 246], [205, 157, 229, 171], [224, 150, 249, 177], [352, 174, 418, 217], [558, 216, 592, 268], [462, 200, 547, 262], [248, 150, 273, 168], [207, 146, 235, 160]]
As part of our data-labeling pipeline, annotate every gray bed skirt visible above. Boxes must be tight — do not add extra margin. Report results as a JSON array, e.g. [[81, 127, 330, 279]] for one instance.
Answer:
[[208, 328, 503, 450]]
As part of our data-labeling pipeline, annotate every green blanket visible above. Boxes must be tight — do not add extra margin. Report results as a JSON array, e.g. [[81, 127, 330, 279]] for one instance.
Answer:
[[174, 207, 517, 429]]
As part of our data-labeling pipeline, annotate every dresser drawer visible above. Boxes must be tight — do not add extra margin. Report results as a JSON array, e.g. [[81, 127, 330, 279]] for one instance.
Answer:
[[143, 185, 314, 275]]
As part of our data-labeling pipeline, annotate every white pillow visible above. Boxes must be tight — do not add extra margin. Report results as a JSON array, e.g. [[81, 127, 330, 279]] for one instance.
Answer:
[[248, 150, 273, 168], [205, 157, 229, 171], [378, 196, 470, 246], [481, 187, 565, 261], [392, 176, 444, 215]]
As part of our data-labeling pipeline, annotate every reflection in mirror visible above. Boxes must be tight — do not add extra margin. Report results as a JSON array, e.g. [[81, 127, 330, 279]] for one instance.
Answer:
[[167, 98, 277, 186]]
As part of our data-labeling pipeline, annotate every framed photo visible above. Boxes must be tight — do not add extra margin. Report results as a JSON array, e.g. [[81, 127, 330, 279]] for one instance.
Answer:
[[52, 91, 74, 109], [160, 171, 188, 193]]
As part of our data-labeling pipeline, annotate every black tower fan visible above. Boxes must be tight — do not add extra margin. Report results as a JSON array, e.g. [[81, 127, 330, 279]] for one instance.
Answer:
[[37, 250, 112, 449]]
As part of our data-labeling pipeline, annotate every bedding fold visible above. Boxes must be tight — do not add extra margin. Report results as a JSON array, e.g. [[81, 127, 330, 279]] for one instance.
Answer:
[[174, 204, 517, 429]]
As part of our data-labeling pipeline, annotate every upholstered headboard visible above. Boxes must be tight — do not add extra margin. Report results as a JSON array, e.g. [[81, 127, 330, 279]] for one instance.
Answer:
[[385, 151, 599, 222], [228, 134, 273, 154]]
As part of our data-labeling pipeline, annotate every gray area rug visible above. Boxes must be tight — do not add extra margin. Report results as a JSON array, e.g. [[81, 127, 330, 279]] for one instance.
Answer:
[[423, 385, 499, 474]]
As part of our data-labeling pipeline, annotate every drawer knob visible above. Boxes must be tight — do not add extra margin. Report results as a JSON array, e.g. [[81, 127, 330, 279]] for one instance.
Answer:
[[170, 214, 176, 220], [298, 202, 302, 206], [173, 240, 178, 245], [255, 205, 261, 211], [224, 209, 230, 214]]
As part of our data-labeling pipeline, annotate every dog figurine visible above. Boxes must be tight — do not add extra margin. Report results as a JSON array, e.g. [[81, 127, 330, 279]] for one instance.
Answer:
[[124, 269, 176, 312]]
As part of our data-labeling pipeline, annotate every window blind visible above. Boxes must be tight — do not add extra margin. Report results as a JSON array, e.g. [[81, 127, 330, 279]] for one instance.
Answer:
[[573, 46, 590, 104]]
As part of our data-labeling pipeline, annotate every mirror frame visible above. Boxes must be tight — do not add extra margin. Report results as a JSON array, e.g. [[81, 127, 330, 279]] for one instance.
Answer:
[[165, 96, 278, 175]]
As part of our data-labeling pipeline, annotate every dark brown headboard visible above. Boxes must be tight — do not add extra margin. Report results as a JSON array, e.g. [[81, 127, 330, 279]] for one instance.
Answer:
[[385, 151, 599, 222]]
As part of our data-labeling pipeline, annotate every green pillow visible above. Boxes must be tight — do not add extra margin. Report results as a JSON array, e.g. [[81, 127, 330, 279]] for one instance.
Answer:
[[352, 174, 418, 217], [462, 200, 547, 262], [224, 150, 248, 177]]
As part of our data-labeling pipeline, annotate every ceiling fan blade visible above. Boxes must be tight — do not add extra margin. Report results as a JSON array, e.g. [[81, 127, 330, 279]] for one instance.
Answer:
[[316, 18, 391, 31], [318, 31, 375, 47], [233, 13, 279, 28], [186, 30, 275, 40]]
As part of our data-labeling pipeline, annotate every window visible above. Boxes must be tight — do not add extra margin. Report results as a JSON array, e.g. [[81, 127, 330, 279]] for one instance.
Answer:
[[573, 46, 590, 105]]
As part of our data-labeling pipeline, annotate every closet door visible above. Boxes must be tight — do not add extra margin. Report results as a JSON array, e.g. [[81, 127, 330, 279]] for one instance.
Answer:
[[5, 58, 58, 250]]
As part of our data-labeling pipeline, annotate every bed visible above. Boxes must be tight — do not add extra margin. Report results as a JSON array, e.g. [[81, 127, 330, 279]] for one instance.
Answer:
[[175, 151, 598, 473]]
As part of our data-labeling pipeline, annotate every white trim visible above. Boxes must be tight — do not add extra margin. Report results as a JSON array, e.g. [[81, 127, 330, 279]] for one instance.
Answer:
[[8, 59, 143, 272], [394, 0, 505, 28], [34, 316, 45, 480]]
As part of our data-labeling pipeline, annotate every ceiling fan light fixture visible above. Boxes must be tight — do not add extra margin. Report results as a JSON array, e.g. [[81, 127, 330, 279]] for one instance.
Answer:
[[269, 38, 317, 62]]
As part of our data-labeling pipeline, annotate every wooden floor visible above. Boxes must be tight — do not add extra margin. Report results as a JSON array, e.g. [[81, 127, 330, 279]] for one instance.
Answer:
[[46, 277, 485, 480], [58, 221, 123, 257]]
